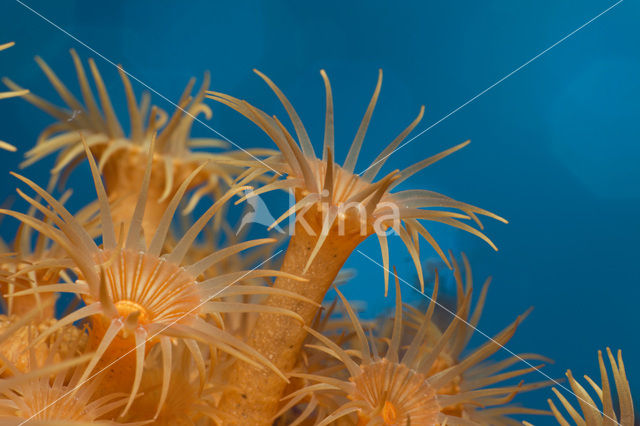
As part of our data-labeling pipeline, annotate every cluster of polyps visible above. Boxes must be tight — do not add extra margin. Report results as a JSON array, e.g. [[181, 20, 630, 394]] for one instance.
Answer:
[[0, 43, 634, 425]]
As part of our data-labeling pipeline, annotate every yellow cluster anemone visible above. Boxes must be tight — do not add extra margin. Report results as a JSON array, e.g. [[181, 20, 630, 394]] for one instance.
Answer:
[[0, 305, 116, 424], [2, 51, 270, 242], [0, 49, 634, 426], [205, 69, 507, 423], [410, 254, 555, 423], [4, 50, 226, 176], [0, 141, 312, 419], [0, 340, 126, 425], [208, 69, 506, 292], [283, 261, 550, 425]]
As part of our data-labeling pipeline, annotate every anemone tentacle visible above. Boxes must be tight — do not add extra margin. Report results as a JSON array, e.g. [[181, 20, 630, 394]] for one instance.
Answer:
[[0, 41, 28, 152], [0, 189, 101, 317], [548, 348, 635, 426]]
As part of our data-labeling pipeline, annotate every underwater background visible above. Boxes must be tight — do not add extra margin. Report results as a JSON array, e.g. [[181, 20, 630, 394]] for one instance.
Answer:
[[0, 1, 638, 423]]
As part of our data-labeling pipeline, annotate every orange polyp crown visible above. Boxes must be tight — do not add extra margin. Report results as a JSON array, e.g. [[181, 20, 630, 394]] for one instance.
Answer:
[[115, 300, 150, 324], [382, 400, 397, 425]]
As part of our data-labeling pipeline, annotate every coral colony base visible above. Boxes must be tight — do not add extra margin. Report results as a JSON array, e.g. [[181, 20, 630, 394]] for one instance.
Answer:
[[0, 43, 634, 425]]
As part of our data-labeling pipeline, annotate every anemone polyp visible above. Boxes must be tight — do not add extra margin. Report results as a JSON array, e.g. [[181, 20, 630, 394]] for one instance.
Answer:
[[2, 50, 265, 244], [0, 306, 119, 424], [286, 263, 551, 425], [3, 373, 125, 423], [350, 359, 440, 425], [0, 138, 311, 419], [209, 69, 506, 293], [93, 248, 201, 328], [3, 49, 231, 182], [0, 356, 132, 425], [206, 68, 508, 424]]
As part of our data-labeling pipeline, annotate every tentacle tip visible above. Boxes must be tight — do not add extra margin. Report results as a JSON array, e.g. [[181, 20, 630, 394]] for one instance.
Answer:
[[501, 218, 510, 224]]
